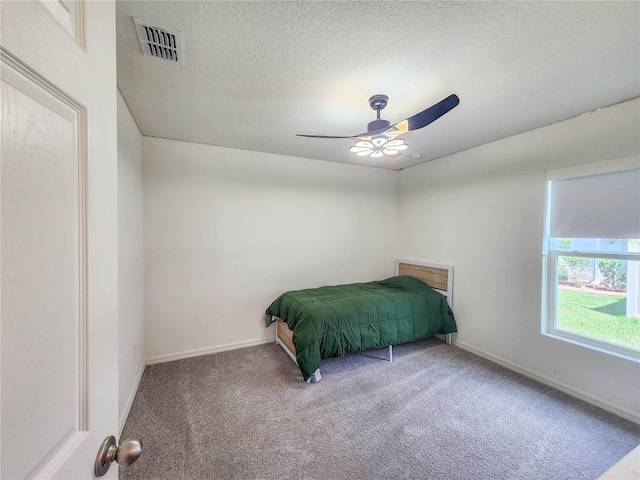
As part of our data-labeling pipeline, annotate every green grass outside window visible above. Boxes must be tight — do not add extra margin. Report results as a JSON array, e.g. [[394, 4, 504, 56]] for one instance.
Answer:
[[557, 288, 640, 351]]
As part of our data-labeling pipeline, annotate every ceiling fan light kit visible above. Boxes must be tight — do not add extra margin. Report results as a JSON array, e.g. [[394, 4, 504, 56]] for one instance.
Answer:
[[349, 135, 409, 158], [297, 93, 459, 160]]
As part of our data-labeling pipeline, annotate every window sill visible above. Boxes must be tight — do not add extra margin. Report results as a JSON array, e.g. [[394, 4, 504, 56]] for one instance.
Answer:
[[543, 329, 640, 363]]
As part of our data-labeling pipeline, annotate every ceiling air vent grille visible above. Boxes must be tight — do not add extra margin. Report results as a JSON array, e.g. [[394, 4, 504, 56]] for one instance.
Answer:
[[133, 18, 184, 65]]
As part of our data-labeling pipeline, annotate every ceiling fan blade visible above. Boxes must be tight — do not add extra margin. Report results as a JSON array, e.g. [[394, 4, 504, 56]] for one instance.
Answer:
[[382, 94, 459, 137], [296, 133, 359, 139], [296, 94, 459, 140], [296, 127, 392, 139]]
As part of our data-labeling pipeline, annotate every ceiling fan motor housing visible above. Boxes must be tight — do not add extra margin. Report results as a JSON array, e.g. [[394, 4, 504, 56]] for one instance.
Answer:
[[367, 119, 391, 132]]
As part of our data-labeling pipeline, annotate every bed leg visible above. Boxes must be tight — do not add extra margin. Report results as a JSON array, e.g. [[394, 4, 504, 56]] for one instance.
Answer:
[[389, 345, 393, 362], [446, 333, 452, 345], [274, 315, 282, 344], [306, 369, 322, 383]]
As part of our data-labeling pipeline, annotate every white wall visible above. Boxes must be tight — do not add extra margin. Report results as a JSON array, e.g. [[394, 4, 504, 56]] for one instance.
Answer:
[[398, 98, 640, 421], [138, 98, 638, 421], [117, 92, 145, 432], [144, 138, 398, 362]]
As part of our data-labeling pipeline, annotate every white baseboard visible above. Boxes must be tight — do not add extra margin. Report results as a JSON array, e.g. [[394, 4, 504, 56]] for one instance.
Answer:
[[119, 362, 146, 437], [455, 340, 640, 425], [145, 337, 273, 365]]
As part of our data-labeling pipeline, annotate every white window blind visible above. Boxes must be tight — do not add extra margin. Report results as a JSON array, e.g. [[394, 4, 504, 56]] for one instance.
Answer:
[[549, 169, 640, 239]]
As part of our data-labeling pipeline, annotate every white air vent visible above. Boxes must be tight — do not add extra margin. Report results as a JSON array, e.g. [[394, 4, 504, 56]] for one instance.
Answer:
[[133, 18, 183, 65]]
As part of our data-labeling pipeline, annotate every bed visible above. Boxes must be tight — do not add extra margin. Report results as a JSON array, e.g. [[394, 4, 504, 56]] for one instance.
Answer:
[[265, 260, 456, 382]]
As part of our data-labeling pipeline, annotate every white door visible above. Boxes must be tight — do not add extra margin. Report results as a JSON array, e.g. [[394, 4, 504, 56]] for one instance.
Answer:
[[1, 1, 120, 479]]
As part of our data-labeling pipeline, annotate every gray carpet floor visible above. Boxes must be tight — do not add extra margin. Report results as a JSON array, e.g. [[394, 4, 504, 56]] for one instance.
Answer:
[[120, 338, 640, 479]]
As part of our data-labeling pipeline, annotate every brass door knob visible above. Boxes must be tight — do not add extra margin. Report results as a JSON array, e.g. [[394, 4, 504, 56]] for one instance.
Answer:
[[94, 435, 143, 477]]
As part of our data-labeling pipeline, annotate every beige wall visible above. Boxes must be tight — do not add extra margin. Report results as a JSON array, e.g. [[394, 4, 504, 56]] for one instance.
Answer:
[[398, 99, 640, 421], [143, 138, 398, 362], [117, 92, 145, 432]]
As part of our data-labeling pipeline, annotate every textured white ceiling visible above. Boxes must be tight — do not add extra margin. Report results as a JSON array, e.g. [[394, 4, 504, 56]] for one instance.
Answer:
[[116, 1, 640, 170]]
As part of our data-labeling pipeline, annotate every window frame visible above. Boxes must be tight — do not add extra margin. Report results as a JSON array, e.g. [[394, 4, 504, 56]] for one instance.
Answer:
[[542, 181, 640, 361]]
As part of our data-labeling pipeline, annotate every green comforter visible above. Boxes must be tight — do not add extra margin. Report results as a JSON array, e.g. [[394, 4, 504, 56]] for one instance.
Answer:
[[265, 275, 457, 381]]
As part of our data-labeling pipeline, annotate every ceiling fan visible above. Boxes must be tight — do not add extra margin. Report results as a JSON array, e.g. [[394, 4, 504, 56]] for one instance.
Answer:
[[297, 94, 460, 158]]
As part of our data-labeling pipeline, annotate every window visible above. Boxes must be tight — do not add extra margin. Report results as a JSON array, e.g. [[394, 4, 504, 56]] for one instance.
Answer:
[[543, 165, 640, 359]]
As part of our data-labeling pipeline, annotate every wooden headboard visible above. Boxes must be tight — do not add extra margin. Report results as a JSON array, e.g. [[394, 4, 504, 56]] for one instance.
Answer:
[[396, 260, 454, 307]]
